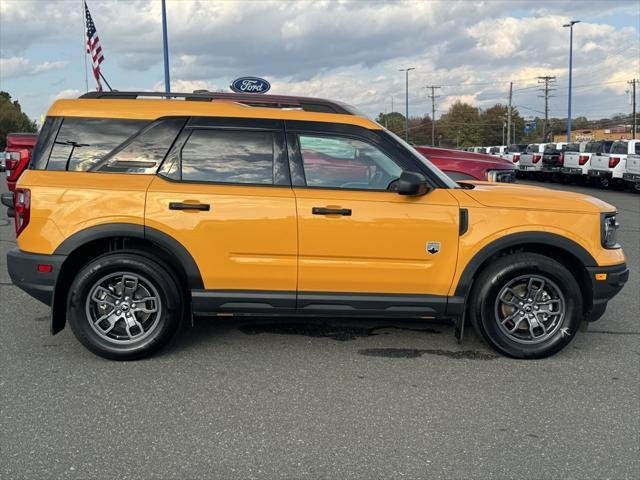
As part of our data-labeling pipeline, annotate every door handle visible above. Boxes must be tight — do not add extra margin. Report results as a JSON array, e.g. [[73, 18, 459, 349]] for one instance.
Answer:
[[312, 207, 352, 216], [169, 202, 210, 211]]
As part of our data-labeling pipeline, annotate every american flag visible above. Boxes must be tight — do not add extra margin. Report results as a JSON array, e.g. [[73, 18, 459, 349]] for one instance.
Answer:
[[85, 1, 104, 91]]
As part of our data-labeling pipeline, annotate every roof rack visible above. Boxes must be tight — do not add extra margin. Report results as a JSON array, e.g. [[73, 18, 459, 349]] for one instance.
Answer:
[[78, 91, 353, 115]]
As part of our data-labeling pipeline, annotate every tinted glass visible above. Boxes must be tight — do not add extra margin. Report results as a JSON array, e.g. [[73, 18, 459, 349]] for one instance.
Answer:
[[526, 144, 539, 153], [94, 118, 186, 174], [181, 129, 274, 184], [585, 142, 601, 153], [299, 134, 402, 190], [610, 141, 628, 154], [47, 118, 148, 171], [544, 145, 559, 154], [564, 143, 579, 152], [636, 143, 640, 154], [31, 117, 60, 170]]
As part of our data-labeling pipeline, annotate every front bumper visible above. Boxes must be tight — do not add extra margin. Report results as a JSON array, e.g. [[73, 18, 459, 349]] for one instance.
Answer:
[[7, 248, 66, 305], [585, 262, 629, 322]]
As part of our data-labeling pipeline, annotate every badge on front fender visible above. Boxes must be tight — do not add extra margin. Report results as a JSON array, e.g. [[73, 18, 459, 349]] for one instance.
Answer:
[[426, 242, 441, 255]]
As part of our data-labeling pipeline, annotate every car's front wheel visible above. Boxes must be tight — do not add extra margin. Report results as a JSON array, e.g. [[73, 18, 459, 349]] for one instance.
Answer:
[[469, 253, 583, 359], [67, 252, 183, 360]]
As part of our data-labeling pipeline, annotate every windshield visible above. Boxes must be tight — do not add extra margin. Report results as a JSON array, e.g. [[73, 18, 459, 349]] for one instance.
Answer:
[[384, 130, 459, 189]]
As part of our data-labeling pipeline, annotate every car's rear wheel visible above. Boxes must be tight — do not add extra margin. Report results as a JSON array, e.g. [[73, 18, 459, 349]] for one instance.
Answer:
[[469, 253, 583, 359], [67, 253, 183, 360]]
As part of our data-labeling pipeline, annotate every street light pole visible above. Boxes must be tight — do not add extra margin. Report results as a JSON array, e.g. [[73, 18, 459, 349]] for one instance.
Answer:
[[399, 67, 415, 142], [563, 20, 580, 143]]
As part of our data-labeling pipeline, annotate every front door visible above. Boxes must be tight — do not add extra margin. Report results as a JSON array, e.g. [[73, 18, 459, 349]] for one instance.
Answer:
[[287, 128, 460, 315], [145, 118, 297, 312]]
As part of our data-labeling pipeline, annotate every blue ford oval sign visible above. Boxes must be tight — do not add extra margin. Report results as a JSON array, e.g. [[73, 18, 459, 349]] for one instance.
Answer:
[[230, 77, 271, 94]]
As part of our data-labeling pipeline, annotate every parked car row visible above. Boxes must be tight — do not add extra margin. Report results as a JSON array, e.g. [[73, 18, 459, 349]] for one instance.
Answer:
[[462, 140, 640, 192]]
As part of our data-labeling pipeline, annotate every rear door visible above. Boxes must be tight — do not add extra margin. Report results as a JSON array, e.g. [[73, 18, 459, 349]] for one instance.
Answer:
[[145, 117, 298, 312], [286, 122, 460, 315]]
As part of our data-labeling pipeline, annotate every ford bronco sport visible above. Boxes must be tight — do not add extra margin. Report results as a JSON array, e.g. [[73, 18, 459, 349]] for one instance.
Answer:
[[6, 91, 628, 360]]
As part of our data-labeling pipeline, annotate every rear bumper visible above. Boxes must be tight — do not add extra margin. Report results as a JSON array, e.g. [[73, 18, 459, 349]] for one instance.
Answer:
[[561, 167, 584, 175], [623, 172, 640, 183], [588, 169, 611, 178], [585, 262, 629, 322], [6, 248, 66, 305]]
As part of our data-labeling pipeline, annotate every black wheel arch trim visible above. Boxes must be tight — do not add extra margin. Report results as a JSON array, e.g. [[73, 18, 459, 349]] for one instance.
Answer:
[[453, 231, 597, 297], [53, 223, 204, 289]]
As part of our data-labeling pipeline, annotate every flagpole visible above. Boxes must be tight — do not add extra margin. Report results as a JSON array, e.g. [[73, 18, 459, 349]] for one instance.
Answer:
[[161, 0, 171, 93], [82, 0, 89, 92]]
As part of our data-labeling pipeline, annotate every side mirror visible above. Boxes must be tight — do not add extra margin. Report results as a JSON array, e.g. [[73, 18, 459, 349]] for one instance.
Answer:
[[397, 171, 430, 196]]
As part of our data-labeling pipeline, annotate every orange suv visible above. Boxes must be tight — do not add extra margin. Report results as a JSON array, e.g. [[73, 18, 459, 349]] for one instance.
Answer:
[[6, 91, 628, 360]]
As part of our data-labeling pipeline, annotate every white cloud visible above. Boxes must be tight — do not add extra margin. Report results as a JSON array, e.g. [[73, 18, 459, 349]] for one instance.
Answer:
[[0, 56, 67, 80], [53, 89, 83, 100], [0, 0, 637, 121]]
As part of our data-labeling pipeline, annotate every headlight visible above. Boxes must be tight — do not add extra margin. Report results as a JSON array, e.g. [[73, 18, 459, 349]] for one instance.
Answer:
[[486, 170, 516, 183], [601, 213, 620, 249]]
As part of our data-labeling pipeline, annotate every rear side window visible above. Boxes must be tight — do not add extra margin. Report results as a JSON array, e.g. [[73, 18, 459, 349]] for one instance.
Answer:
[[47, 118, 148, 171], [181, 129, 274, 184], [636, 143, 640, 154]]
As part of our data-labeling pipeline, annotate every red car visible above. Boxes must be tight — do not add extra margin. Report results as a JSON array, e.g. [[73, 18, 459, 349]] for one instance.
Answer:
[[2, 133, 38, 192], [414, 146, 517, 183]]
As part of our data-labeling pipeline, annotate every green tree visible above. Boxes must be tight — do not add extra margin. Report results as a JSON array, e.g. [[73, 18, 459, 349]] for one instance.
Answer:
[[0, 91, 37, 150], [438, 101, 482, 147], [376, 111, 405, 138], [480, 104, 509, 146]]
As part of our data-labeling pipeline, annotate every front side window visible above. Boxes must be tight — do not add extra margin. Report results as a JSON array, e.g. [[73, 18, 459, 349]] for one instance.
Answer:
[[299, 134, 402, 190], [47, 118, 148, 171], [181, 129, 274, 184]]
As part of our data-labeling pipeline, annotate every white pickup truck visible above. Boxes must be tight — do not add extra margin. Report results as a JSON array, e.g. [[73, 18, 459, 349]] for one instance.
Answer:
[[503, 144, 528, 166], [589, 139, 640, 187], [488, 146, 508, 158], [519, 142, 567, 173], [562, 140, 611, 177], [623, 151, 640, 192], [518, 143, 545, 173]]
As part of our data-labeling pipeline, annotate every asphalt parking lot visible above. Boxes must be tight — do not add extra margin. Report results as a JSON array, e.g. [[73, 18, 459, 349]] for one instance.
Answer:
[[1, 180, 638, 480]]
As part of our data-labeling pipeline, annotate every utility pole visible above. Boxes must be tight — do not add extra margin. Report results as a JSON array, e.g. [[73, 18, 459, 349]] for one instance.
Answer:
[[426, 85, 441, 146], [563, 20, 580, 143], [537, 76, 556, 141], [399, 67, 415, 142], [629, 79, 638, 139], [507, 81, 513, 146]]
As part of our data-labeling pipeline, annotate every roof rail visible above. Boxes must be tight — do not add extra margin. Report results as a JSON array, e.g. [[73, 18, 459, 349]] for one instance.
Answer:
[[78, 91, 353, 115]]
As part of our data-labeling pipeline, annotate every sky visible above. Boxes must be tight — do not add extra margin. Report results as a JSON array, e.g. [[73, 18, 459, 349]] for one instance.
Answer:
[[1, 0, 639, 125]]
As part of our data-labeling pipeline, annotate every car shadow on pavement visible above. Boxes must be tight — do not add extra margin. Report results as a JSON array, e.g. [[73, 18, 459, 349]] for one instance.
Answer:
[[161, 315, 497, 360]]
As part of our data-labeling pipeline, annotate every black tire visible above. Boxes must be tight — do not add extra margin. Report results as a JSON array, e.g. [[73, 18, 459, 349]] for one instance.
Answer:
[[469, 253, 583, 359], [67, 252, 183, 360]]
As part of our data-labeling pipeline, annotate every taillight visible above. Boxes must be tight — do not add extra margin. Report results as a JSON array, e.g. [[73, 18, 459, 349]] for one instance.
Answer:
[[609, 157, 621, 168], [559, 152, 564, 165], [6, 149, 30, 192], [14, 188, 30, 236], [533, 154, 542, 163], [578, 155, 589, 165], [512, 154, 520, 163]]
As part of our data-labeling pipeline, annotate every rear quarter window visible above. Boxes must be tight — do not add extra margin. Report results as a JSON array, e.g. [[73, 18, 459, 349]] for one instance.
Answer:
[[46, 118, 149, 171]]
